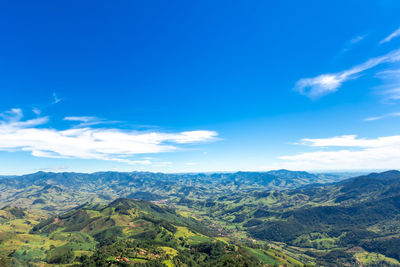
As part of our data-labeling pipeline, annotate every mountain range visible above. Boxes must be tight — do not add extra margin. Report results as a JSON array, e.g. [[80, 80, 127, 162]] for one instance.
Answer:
[[1, 170, 400, 266], [0, 170, 342, 214]]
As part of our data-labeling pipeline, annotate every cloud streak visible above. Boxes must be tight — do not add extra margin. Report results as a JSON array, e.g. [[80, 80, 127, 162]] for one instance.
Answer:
[[364, 112, 400, 121], [374, 69, 400, 102], [280, 134, 400, 170], [64, 116, 119, 127], [337, 34, 368, 56], [350, 35, 367, 45], [0, 109, 218, 165], [295, 49, 400, 98], [380, 26, 400, 44]]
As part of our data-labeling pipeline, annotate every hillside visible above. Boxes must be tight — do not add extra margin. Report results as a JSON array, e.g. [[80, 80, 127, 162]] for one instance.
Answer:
[[0, 198, 305, 266], [178, 171, 400, 266], [2, 170, 400, 266], [0, 170, 342, 214]]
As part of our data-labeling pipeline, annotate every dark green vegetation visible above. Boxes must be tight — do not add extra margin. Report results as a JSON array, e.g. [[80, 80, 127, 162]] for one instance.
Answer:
[[184, 171, 400, 266], [1, 170, 400, 266]]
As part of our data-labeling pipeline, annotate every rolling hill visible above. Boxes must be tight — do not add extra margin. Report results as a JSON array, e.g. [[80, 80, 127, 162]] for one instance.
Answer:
[[2, 170, 400, 266], [0, 198, 305, 266], [181, 170, 400, 266], [0, 170, 342, 214]]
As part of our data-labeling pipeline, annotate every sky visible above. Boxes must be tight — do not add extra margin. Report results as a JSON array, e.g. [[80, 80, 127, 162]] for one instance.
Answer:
[[1, 0, 400, 174]]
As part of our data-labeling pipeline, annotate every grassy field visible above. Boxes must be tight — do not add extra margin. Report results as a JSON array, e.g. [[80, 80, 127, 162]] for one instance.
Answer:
[[356, 251, 400, 266], [245, 247, 280, 265]]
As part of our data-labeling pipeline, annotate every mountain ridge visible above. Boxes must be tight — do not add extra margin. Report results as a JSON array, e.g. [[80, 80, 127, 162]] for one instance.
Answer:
[[0, 169, 344, 213]]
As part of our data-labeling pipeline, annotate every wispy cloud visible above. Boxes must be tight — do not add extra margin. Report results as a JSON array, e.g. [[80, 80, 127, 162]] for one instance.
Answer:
[[374, 68, 400, 102], [380, 26, 400, 44], [32, 108, 41, 116], [0, 108, 23, 121], [295, 49, 400, 98], [350, 34, 367, 45], [337, 34, 368, 55], [280, 134, 400, 170], [0, 108, 49, 128], [52, 92, 62, 104], [0, 108, 218, 165], [383, 87, 400, 101], [376, 69, 400, 79], [364, 112, 400, 121], [64, 116, 98, 122], [297, 134, 400, 148], [64, 116, 119, 127]]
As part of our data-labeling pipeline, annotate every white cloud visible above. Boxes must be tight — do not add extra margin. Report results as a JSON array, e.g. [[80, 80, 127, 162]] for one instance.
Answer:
[[299, 134, 400, 148], [374, 69, 400, 101], [0, 109, 218, 165], [0, 108, 23, 121], [295, 49, 400, 98], [364, 115, 384, 121], [364, 112, 400, 121], [280, 134, 400, 170], [64, 116, 118, 127], [64, 116, 98, 122], [1, 108, 49, 128], [380, 26, 400, 44]]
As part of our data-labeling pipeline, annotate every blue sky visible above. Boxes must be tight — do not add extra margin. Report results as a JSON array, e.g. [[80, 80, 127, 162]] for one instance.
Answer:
[[1, 0, 400, 174]]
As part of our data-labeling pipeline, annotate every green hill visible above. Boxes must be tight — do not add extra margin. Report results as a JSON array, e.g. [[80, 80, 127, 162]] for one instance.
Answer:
[[0, 170, 343, 215], [181, 171, 400, 266], [3, 170, 399, 266], [0, 198, 287, 266]]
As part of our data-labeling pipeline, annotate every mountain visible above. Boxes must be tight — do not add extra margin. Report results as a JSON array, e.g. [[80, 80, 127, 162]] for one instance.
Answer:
[[0, 170, 343, 214], [0, 198, 303, 266], [3, 170, 399, 266], [216, 170, 339, 188], [184, 170, 400, 266]]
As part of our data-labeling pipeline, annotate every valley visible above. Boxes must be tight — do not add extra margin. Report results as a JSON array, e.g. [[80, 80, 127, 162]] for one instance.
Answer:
[[0, 170, 399, 266]]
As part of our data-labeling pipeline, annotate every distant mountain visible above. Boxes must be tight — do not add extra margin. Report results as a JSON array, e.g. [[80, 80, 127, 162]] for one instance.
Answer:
[[219, 169, 339, 188], [0, 170, 343, 213]]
